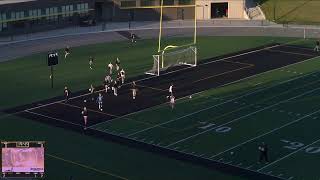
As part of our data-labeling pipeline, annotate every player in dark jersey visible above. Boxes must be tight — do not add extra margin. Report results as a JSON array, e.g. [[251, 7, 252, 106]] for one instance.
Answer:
[[81, 107, 88, 130], [314, 40, 320, 52], [89, 56, 94, 70], [116, 72, 122, 88], [64, 86, 71, 103], [131, 33, 137, 43], [89, 84, 95, 101], [258, 142, 269, 163], [64, 46, 70, 59]]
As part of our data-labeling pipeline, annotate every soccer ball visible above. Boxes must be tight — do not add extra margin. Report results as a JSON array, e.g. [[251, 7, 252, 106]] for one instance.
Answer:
[[89, 88, 91, 92], [189, 96, 192, 99]]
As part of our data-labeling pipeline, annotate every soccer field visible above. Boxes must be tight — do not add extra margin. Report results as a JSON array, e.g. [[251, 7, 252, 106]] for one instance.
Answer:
[[83, 41, 320, 179], [1, 36, 320, 180], [88, 44, 320, 180]]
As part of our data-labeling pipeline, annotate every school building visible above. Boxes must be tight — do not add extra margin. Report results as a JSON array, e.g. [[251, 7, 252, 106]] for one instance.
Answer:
[[0, 0, 247, 35]]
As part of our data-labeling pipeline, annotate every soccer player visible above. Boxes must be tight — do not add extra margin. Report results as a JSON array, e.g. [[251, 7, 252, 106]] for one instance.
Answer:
[[131, 81, 138, 100], [116, 72, 122, 88], [104, 74, 112, 93], [314, 40, 320, 52], [115, 57, 120, 71], [64, 46, 70, 59], [131, 33, 137, 43], [112, 81, 118, 96], [96, 93, 103, 111], [81, 107, 88, 130], [89, 56, 94, 70], [169, 95, 175, 109], [168, 84, 174, 97], [108, 62, 113, 74], [89, 84, 95, 101], [64, 86, 71, 103], [258, 142, 269, 163], [120, 68, 126, 85]]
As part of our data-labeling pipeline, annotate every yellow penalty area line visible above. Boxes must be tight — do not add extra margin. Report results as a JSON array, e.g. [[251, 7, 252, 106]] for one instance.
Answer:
[[120, 4, 196, 9]]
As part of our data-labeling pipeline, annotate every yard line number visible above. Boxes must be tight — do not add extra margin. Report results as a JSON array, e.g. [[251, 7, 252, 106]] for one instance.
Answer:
[[198, 122, 232, 133], [280, 139, 320, 154]]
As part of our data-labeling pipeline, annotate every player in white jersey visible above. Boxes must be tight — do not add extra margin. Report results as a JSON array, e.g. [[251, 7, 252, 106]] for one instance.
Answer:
[[64, 46, 70, 59], [112, 81, 118, 96], [131, 81, 138, 100], [170, 95, 175, 109], [167, 84, 173, 98], [115, 57, 120, 71], [120, 69, 125, 85], [108, 62, 113, 74], [81, 107, 88, 130]]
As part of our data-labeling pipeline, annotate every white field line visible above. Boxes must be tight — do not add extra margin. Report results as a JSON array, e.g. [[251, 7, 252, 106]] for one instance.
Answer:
[[89, 124, 288, 180], [192, 65, 253, 84], [124, 70, 320, 137], [166, 86, 320, 147], [257, 138, 320, 171], [283, 45, 315, 52], [21, 40, 284, 113], [177, 78, 320, 132], [266, 49, 314, 57], [25, 110, 84, 127], [10, 39, 307, 115], [210, 108, 320, 159]]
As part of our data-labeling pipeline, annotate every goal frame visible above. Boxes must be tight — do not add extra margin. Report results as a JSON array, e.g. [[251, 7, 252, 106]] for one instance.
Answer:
[[145, 46, 197, 76]]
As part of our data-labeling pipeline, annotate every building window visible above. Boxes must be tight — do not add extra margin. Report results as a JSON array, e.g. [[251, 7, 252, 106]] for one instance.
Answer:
[[121, 1, 136, 7], [29, 9, 42, 20], [77, 3, 89, 16], [163, 0, 174, 5], [10, 11, 25, 20], [45, 7, 58, 21], [141, 0, 156, 6], [0, 13, 7, 31], [179, 0, 193, 5]]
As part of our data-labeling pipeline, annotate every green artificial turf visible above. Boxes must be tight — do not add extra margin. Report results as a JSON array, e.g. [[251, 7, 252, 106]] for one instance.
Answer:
[[91, 39, 320, 180], [0, 36, 293, 109], [1, 36, 295, 180]]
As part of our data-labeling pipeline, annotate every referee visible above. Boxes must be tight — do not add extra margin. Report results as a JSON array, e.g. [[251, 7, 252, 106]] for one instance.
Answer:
[[258, 142, 269, 163]]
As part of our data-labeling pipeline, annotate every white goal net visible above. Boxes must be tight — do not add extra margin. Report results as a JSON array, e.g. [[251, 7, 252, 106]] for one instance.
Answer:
[[145, 46, 197, 76]]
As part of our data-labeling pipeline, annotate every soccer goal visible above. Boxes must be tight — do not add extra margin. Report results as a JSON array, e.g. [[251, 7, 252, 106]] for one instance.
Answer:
[[145, 46, 197, 76]]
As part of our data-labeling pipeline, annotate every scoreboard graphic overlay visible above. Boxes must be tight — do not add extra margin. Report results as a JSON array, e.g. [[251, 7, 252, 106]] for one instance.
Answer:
[[1, 141, 45, 178]]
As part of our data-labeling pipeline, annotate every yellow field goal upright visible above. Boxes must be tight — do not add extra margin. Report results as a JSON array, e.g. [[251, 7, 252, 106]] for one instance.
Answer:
[[144, 0, 198, 76]]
